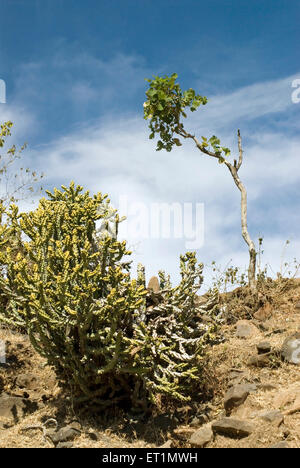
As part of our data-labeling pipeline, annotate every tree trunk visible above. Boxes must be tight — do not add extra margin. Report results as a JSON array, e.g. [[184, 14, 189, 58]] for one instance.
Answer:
[[240, 181, 256, 290], [227, 164, 257, 290], [181, 128, 257, 290]]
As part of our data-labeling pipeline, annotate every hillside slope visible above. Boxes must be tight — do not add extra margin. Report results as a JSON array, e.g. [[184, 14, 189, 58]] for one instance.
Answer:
[[0, 278, 299, 448]]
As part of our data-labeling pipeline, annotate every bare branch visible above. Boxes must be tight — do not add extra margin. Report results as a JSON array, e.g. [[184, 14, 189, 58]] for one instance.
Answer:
[[177, 126, 257, 289], [178, 128, 224, 160], [237, 129, 243, 171]]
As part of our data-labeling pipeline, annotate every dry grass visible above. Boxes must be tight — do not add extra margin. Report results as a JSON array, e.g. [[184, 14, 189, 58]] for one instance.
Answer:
[[204, 277, 300, 448], [0, 277, 299, 448]]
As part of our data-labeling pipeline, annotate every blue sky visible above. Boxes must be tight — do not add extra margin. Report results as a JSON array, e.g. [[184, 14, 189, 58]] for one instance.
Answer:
[[0, 0, 300, 287]]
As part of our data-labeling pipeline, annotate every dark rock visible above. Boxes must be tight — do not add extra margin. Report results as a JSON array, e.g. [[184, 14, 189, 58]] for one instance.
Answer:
[[189, 424, 213, 448], [212, 418, 254, 438], [257, 341, 272, 354], [248, 354, 271, 368], [48, 426, 80, 445], [281, 333, 300, 365], [224, 384, 254, 414]]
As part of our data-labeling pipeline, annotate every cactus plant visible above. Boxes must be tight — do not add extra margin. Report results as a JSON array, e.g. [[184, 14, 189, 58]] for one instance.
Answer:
[[0, 182, 222, 409], [0, 183, 149, 407], [132, 253, 222, 404]]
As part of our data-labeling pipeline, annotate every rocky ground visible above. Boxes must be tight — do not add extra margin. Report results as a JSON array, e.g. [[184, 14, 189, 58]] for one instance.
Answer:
[[0, 278, 299, 448]]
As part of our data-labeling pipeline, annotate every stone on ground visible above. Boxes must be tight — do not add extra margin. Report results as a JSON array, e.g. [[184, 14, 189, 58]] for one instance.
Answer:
[[212, 418, 254, 438], [0, 393, 39, 425], [281, 333, 300, 365], [189, 424, 213, 448], [224, 384, 253, 414], [236, 320, 259, 339], [257, 341, 272, 354], [257, 410, 284, 426], [47, 425, 81, 445]]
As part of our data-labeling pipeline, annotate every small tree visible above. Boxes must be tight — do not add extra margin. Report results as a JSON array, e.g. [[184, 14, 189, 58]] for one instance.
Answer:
[[0, 121, 44, 207], [143, 74, 257, 290], [0, 121, 44, 310]]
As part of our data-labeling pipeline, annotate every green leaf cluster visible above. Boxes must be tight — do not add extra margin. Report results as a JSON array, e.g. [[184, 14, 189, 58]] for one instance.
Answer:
[[201, 135, 231, 162], [144, 74, 231, 160], [144, 74, 207, 151]]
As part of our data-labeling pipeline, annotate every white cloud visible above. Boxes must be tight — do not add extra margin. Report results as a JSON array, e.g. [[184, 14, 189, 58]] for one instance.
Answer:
[[192, 73, 299, 132], [11, 51, 155, 118], [2, 60, 300, 287], [0, 104, 36, 139]]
